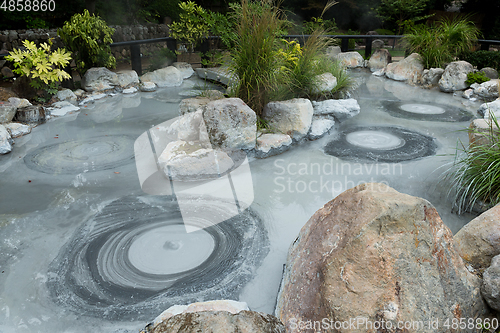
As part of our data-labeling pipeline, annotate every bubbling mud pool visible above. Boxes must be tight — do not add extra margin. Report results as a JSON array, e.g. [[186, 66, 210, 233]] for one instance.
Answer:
[[0, 70, 483, 333]]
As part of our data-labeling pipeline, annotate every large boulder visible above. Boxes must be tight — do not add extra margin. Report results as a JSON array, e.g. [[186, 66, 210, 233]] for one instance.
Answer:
[[469, 118, 499, 147], [255, 133, 293, 158], [312, 72, 337, 94], [56, 89, 77, 103], [179, 97, 214, 115], [116, 70, 139, 87], [482, 254, 500, 311], [422, 68, 445, 87], [276, 183, 486, 333], [480, 67, 499, 80], [82, 67, 120, 92], [4, 122, 31, 138], [203, 98, 257, 150], [473, 79, 499, 100], [335, 51, 365, 69], [0, 124, 12, 154], [262, 98, 313, 141], [478, 99, 500, 119], [454, 204, 500, 271], [384, 53, 424, 84], [141, 66, 183, 88], [173, 62, 194, 79], [311, 98, 360, 122], [157, 140, 234, 181], [438, 61, 474, 92], [308, 116, 335, 140], [168, 110, 210, 145], [144, 309, 284, 333], [0, 101, 16, 123], [367, 48, 391, 72]]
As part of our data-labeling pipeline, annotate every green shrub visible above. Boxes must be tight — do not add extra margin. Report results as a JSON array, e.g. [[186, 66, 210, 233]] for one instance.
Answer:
[[169, 1, 209, 52], [5, 40, 72, 101], [466, 71, 491, 85], [58, 10, 116, 77], [462, 50, 500, 71], [303, 17, 337, 35], [375, 28, 395, 35], [146, 47, 176, 73], [446, 113, 500, 213], [403, 17, 481, 69]]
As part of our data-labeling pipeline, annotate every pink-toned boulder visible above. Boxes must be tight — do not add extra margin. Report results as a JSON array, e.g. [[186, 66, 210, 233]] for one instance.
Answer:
[[367, 48, 391, 72], [384, 53, 424, 84], [276, 183, 485, 333]]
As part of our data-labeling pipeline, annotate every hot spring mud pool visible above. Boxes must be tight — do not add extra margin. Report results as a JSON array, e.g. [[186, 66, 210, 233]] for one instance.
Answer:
[[0, 70, 483, 332]]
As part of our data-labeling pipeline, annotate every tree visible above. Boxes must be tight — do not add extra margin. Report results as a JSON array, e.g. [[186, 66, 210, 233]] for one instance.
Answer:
[[377, 0, 431, 33]]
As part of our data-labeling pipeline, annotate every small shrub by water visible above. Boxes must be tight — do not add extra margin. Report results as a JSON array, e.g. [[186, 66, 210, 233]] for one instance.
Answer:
[[403, 17, 481, 69]]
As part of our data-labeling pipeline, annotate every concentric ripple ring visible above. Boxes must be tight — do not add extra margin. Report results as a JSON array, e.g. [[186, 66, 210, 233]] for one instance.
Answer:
[[46, 195, 269, 321], [24, 135, 135, 174], [324, 126, 437, 163], [380, 101, 472, 122]]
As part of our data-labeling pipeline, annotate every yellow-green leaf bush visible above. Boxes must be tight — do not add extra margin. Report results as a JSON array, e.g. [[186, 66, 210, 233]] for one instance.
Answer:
[[169, 1, 209, 52], [5, 40, 72, 101], [58, 9, 116, 76]]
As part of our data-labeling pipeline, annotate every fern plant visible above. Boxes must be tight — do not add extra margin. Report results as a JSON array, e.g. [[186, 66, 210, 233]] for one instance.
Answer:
[[5, 40, 72, 101]]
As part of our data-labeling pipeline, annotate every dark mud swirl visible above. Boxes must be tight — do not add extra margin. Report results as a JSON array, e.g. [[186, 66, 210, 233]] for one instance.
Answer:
[[24, 135, 135, 174], [46, 195, 269, 321]]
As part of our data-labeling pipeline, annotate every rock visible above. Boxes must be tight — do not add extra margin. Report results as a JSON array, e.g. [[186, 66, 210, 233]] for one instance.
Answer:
[[73, 89, 85, 97], [47, 101, 80, 117], [422, 68, 445, 87], [478, 99, 500, 119], [122, 87, 138, 94], [438, 60, 474, 92], [262, 98, 313, 141], [372, 39, 385, 49], [157, 141, 234, 181], [0, 124, 12, 154], [56, 89, 77, 103], [384, 53, 424, 84], [203, 98, 257, 150], [480, 67, 499, 80], [4, 122, 31, 138], [143, 310, 285, 333], [200, 90, 224, 100], [0, 87, 17, 101], [141, 66, 183, 88], [173, 62, 194, 79], [469, 118, 499, 147], [7, 97, 31, 109], [78, 93, 107, 106], [473, 79, 499, 100], [82, 67, 120, 92], [168, 110, 210, 145], [0, 101, 17, 123], [1, 67, 14, 78], [325, 45, 341, 58], [311, 98, 360, 122], [308, 116, 335, 140], [276, 183, 486, 333], [312, 72, 337, 94], [195, 67, 236, 86], [179, 97, 212, 115], [14, 105, 45, 124], [482, 254, 500, 311], [367, 48, 391, 72], [335, 51, 365, 68], [454, 204, 500, 271], [255, 133, 292, 158], [140, 81, 157, 92], [116, 70, 139, 87], [151, 300, 250, 327]]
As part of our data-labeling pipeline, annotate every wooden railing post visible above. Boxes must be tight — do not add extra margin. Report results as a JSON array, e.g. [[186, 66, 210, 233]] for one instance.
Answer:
[[130, 44, 142, 76]]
